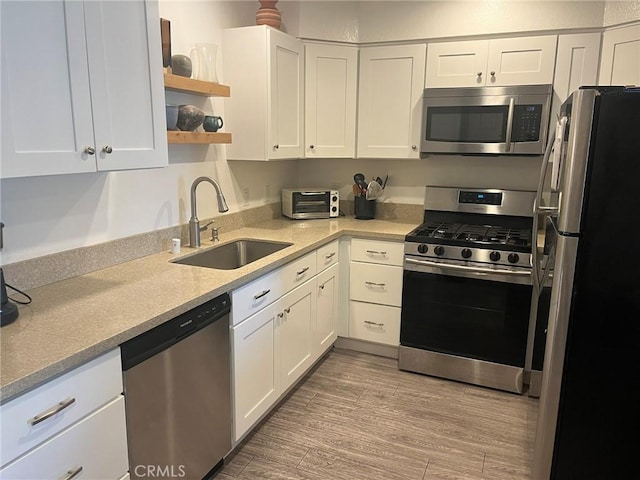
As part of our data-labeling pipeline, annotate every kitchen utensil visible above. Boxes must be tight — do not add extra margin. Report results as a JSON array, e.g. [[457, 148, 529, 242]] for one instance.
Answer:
[[382, 174, 389, 189], [352, 184, 361, 196], [366, 180, 383, 200], [353, 173, 368, 193], [375, 177, 383, 186]]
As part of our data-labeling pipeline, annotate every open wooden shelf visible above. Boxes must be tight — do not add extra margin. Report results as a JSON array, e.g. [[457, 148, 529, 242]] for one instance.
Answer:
[[163, 73, 230, 97], [167, 131, 232, 144]]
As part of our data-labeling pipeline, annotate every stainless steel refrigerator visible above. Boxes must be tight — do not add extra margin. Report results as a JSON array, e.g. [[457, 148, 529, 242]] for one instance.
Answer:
[[531, 86, 640, 478]]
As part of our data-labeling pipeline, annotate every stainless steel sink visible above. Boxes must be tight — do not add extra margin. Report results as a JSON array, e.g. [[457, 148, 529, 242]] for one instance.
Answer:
[[171, 239, 293, 270]]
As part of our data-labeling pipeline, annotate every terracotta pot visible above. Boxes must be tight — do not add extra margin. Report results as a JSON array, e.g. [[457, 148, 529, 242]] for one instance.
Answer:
[[256, 0, 281, 29]]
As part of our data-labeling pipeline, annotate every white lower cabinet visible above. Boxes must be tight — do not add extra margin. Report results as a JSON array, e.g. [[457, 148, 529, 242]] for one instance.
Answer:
[[0, 397, 128, 479], [0, 349, 127, 479], [316, 263, 339, 356], [348, 238, 404, 347], [231, 242, 340, 442], [232, 301, 280, 441]]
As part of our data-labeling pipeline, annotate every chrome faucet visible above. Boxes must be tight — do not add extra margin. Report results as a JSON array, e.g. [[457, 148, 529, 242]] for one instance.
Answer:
[[189, 176, 229, 248]]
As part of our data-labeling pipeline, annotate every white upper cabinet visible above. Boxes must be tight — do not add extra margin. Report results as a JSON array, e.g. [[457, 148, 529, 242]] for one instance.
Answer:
[[0, 0, 167, 179], [553, 33, 601, 112], [304, 43, 358, 158], [426, 35, 558, 88], [357, 44, 426, 159], [223, 26, 304, 161], [599, 23, 640, 86]]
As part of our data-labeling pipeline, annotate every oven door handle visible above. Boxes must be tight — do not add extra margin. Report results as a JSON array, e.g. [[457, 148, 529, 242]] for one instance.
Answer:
[[405, 257, 532, 277]]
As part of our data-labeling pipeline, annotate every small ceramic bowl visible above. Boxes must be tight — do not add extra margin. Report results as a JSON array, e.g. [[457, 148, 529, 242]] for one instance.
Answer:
[[177, 105, 205, 131], [165, 105, 178, 131]]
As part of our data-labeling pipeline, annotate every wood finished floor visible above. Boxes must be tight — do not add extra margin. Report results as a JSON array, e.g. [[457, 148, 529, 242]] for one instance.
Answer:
[[219, 348, 538, 480]]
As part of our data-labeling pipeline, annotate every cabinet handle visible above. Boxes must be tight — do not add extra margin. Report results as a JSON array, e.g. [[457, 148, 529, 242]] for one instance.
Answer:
[[365, 250, 387, 256], [477, 72, 483, 77], [365, 281, 386, 287], [411, 145, 417, 150], [84, 146, 95, 155], [28, 397, 76, 426], [60, 466, 83, 480], [325, 252, 336, 259], [309, 145, 315, 149], [253, 289, 271, 300], [364, 320, 384, 327], [319, 283, 325, 290], [273, 144, 279, 150], [102, 145, 113, 154], [490, 71, 496, 76], [284, 307, 291, 314], [296, 266, 310, 276], [277, 312, 284, 319]]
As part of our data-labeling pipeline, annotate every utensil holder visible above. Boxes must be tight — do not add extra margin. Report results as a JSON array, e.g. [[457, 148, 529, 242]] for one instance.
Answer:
[[354, 197, 376, 220]]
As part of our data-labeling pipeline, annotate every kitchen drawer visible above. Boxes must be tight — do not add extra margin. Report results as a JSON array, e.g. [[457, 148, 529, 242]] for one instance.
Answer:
[[0, 349, 122, 467], [316, 240, 339, 272], [0, 397, 128, 479], [349, 301, 401, 346], [281, 251, 317, 295], [351, 238, 404, 266], [349, 262, 403, 307], [231, 267, 283, 326]]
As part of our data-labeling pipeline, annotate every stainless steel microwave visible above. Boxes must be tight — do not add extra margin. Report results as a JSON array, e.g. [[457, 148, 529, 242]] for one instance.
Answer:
[[421, 84, 552, 155], [282, 189, 339, 220]]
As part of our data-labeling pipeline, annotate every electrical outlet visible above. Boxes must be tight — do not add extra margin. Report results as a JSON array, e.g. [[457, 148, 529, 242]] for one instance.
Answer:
[[242, 187, 250, 207], [264, 184, 271, 204]]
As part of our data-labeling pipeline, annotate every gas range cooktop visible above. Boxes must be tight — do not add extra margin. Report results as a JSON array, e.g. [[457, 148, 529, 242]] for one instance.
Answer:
[[404, 187, 536, 269]]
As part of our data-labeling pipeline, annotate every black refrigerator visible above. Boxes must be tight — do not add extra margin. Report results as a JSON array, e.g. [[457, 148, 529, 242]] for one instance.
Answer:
[[531, 86, 640, 478]]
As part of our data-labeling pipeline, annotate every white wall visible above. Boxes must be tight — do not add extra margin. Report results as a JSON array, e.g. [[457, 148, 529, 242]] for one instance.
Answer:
[[603, 0, 640, 26]]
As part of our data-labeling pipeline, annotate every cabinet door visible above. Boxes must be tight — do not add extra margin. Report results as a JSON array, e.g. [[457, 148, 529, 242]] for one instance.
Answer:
[[553, 33, 601, 116], [304, 44, 357, 158], [357, 44, 426, 159], [84, 0, 167, 171], [0, 1, 96, 178], [599, 23, 640, 86], [316, 263, 339, 356], [278, 280, 315, 392], [232, 301, 279, 442], [268, 28, 304, 159], [487, 35, 557, 86], [425, 40, 489, 87]]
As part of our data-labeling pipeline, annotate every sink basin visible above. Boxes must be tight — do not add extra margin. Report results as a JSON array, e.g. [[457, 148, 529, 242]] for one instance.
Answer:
[[171, 239, 293, 270]]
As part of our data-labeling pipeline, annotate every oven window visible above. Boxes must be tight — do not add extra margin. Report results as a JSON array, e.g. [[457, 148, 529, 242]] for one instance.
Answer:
[[400, 271, 532, 366], [426, 105, 509, 143], [292, 192, 330, 213]]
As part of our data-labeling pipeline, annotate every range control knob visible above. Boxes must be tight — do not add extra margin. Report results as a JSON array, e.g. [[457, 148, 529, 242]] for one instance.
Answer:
[[331, 206, 337, 212], [417, 244, 429, 254], [332, 196, 338, 202], [489, 251, 501, 262], [434, 246, 445, 256], [461, 248, 472, 259], [508, 253, 520, 264]]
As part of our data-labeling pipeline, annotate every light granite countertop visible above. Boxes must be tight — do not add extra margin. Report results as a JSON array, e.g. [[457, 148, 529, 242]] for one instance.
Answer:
[[0, 217, 417, 403]]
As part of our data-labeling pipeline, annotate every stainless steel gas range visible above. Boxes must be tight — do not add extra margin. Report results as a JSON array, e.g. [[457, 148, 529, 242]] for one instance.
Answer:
[[399, 186, 537, 394]]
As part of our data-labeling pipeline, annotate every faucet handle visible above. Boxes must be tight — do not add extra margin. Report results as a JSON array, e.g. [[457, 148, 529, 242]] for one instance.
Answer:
[[200, 220, 214, 232], [211, 225, 220, 242]]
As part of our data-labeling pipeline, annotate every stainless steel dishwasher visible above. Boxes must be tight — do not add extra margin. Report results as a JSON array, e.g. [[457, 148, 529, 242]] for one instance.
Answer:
[[121, 293, 231, 480]]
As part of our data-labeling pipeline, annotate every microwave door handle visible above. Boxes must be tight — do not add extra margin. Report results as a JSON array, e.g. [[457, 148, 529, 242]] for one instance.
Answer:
[[504, 97, 515, 152]]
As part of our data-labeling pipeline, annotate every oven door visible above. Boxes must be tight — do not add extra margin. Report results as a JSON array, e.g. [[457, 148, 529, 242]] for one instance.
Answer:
[[399, 258, 533, 393], [291, 191, 331, 219]]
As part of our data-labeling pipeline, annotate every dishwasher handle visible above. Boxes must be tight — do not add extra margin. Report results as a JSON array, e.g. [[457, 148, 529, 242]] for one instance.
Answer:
[[121, 292, 231, 371]]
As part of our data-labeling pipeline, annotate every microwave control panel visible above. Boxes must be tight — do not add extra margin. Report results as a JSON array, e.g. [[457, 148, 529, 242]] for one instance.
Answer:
[[511, 105, 543, 142]]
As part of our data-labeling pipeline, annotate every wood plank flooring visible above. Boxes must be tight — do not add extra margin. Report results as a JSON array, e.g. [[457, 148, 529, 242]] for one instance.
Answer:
[[219, 348, 538, 480]]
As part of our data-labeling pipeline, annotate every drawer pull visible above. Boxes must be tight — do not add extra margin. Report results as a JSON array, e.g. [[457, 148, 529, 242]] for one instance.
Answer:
[[284, 307, 291, 314], [366, 250, 387, 256], [296, 266, 310, 276], [365, 281, 386, 287], [60, 466, 83, 480], [253, 289, 271, 300], [325, 252, 336, 259], [319, 284, 325, 290], [28, 397, 76, 426], [364, 320, 384, 327]]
